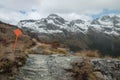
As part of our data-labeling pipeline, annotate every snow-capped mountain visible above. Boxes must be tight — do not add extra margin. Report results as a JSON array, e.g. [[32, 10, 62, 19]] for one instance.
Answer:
[[18, 14, 120, 35], [90, 15, 120, 35], [18, 14, 120, 56], [18, 14, 91, 34]]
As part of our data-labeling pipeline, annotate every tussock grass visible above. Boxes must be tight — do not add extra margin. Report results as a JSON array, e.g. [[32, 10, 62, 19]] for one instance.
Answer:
[[43, 48, 68, 54], [116, 56, 120, 60], [74, 50, 100, 58]]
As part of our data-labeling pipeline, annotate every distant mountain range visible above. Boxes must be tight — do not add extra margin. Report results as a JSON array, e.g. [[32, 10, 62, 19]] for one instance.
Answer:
[[18, 14, 120, 56]]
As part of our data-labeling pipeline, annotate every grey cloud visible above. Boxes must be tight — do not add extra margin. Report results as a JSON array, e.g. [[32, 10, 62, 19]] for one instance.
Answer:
[[41, 0, 120, 14], [0, 0, 119, 24]]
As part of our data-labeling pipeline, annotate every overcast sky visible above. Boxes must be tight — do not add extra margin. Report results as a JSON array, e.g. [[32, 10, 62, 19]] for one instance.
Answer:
[[0, 0, 120, 25]]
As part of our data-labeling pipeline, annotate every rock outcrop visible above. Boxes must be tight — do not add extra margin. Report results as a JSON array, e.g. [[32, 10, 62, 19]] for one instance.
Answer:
[[16, 54, 120, 80], [91, 59, 120, 80]]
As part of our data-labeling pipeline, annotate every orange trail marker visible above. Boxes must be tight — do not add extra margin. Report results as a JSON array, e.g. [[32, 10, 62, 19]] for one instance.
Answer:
[[13, 29, 23, 50]]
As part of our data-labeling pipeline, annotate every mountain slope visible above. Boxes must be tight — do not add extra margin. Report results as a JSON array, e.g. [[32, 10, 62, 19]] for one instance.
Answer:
[[18, 14, 120, 56], [0, 21, 33, 53]]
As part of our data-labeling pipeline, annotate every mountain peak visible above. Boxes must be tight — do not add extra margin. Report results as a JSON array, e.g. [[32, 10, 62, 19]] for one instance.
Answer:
[[47, 14, 66, 24], [48, 14, 59, 17], [71, 19, 85, 24], [47, 14, 62, 19], [100, 15, 120, 21]]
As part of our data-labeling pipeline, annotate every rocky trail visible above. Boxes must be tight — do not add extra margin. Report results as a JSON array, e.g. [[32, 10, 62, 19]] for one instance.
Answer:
[[16, 54, 80, 80], [16, 54, 120, 80]]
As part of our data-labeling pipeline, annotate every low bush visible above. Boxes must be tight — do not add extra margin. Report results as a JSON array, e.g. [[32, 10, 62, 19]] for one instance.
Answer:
[[65, 59, 98, 80]]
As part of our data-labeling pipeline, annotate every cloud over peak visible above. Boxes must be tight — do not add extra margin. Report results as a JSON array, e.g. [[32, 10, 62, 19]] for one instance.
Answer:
[[0, 0, 119, 24]]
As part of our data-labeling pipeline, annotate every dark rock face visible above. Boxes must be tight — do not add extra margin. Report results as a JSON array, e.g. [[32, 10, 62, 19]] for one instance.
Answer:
[[91, 59, 120, 80], [86, 29, 120, 56], [16, 54, 120, 80]]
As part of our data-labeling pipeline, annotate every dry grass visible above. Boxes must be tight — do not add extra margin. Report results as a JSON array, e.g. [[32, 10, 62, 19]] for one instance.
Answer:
[[37, 44, 51, 49], [27, 43, 69, 55], [74, 50, 100, 58], [116, 56, 120, 60], [28, 47, 68, 55], [43, 48, 68, 54], [103, 55, 112, 59]]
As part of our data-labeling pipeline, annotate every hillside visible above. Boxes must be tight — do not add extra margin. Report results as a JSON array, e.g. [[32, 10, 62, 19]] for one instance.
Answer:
[[0, 21, 34, 79], [0, 21, 34, 53]]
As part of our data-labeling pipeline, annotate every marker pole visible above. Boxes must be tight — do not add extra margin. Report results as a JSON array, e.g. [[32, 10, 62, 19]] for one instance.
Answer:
[[14, 36, 18, 51]]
